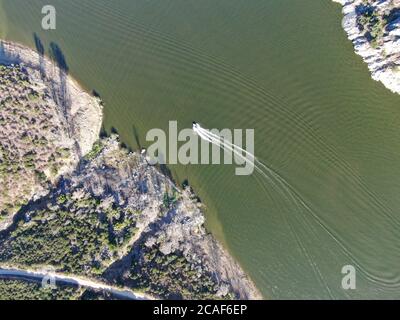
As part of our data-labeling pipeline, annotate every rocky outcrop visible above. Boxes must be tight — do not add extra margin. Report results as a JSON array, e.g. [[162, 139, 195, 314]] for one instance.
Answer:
[[333, 0, 400, 94]]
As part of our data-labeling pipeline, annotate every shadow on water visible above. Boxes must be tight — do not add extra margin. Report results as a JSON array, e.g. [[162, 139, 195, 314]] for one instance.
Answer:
[[132, 125, 142, 150], [32, 34, 83, 159], [110, 126, 119, 135], [33, 32, 45, 78], [92, 89, 101, 98], [33, 33, 44, 55], [120, 142, 133, 153], [49, 41, 69, 73], [48, 41, 70, 112], [0, 41, 4, 59], [159, 163, 175, 184], [181, 179, 201, 202], [100, 125, 108, 139]]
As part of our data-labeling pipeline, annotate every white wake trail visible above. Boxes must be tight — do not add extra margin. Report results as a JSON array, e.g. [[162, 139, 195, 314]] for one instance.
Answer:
[[194, 124, 400, 289], [193, 124, 289, 193], [193, 124, 336, 293], [193, 123, 309, 208], [195, 125, 255, 161]]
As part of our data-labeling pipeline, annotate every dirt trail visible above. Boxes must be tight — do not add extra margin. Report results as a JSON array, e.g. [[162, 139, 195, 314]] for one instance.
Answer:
[[0, 265, 154, 300]]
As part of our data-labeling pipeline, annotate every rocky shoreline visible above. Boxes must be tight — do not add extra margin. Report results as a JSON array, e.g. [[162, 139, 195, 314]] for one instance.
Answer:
[[333, 0, 400, 94], [0, 40, 262, 299]]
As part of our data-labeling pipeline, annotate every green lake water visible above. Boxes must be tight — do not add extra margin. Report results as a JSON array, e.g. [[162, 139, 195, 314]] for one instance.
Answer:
[[1, 0, 400, 298]]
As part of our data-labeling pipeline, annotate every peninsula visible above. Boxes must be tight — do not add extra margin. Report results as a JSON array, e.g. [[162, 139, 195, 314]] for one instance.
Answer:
[[0, 40, 262, 300]]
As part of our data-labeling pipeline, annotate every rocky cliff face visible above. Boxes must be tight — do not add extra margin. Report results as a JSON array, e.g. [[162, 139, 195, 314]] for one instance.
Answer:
[[334, 0, 400, 94]]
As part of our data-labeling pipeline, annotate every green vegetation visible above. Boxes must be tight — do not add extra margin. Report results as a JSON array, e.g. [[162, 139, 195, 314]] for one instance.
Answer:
[[84, 140, 104, 161], [126, 242, 226, 300], [0, 190, 139, 276], [163, 190, 178, 209], [80, 289, 119, 300], [0, 279, 81, 300], [0, 63, 74, 219], [356, 1, 386, 47]]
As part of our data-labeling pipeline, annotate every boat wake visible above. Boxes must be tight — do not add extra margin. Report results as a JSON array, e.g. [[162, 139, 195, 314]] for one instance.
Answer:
[[192, 122, 400, 291]]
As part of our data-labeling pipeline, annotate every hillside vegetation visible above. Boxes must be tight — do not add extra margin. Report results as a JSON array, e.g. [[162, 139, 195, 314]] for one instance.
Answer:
[[0, 64, 76, 222]]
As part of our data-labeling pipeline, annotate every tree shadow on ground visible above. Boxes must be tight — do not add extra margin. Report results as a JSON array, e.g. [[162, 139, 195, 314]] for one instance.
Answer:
[[32, 34, 82, 158], [0, 40, 21, 65]]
